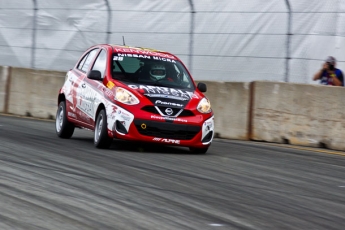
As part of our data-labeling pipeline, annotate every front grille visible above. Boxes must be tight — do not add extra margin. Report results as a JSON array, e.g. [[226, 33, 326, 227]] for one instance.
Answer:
[[156, 106, 181, 116], [141, 106, 194, 117], [134, 119, 200, 140], [142, 106, 158, 114], [178, 110, 194, 117]]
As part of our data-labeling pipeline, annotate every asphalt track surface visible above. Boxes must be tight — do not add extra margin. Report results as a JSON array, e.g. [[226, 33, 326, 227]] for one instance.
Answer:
[[1, 115, 345, 230]]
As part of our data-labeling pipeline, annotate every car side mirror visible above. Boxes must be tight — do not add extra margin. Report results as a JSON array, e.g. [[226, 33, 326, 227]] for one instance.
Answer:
[[87, 70, 102, 81], [197, 82, 207, 92]]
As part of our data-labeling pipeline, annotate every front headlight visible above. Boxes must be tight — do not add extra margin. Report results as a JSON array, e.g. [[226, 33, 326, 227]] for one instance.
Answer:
[[114, 87, 139, 105], [197, 97, 211, 113]]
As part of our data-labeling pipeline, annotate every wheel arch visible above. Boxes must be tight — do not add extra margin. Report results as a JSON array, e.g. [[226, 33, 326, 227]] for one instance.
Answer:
[[95, 103, 106, 121], [58, 93, 66, 105], [94, 103, 114, 145]]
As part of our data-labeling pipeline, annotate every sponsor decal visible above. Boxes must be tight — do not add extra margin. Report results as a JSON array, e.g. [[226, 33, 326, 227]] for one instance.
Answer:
[[110, 106, 118, 120], [155, 100, 183, 107], [117, 109, 130, 116], [162, 139, 180, 144], [116, 53, 177, 63], [106, 103, 134, 133], [205, 120, 213, 128], [64, 72, 82, 110], [67, 112, 76, 118], [117, 53, 151, 59], [113, 56, 124, 61], [106, 81, 115, 89], [121, 115, 131, 121], [152, 56, 176, 63], [152, 137, 180, 144], [114, 48, 176, 59], [122, 111, 130, 116], [120, 115, 130, 121], [201, 116, 215, 143], [116, 109, 131, 121], [128, 84, 197, 100], [151, 115, 187, 123], [145, 94, 188, 101], [104, 89, 114, 98], [77, 86, 98, 117], [77, 110, 91, 122]]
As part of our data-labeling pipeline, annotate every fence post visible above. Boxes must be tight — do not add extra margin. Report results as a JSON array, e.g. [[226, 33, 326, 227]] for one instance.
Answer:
[[284, 0, 292, 82], [104, 0, 112, 44], [188, 0, 195, 73], [31, 0, 38, 69]]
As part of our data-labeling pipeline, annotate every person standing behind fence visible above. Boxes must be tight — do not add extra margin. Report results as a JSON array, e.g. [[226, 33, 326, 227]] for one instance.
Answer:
[[313, 56, 344, 86]]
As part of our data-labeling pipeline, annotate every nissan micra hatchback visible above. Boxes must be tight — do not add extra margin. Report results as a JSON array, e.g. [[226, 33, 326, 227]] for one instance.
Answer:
[[56, 44, 214, 153]]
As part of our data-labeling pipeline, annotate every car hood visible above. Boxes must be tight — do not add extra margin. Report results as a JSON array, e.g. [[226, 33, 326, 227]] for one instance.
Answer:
[[124, 83, 202, 109]]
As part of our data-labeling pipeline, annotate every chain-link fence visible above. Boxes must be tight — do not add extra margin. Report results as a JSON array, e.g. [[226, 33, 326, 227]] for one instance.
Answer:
[[0, 0, 344, 83]]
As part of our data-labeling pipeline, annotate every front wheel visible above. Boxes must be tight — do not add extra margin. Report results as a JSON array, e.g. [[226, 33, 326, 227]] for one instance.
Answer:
[[189, 146, 209, 154], [56, 101, 75, 138], [94, 109, 112, 149]]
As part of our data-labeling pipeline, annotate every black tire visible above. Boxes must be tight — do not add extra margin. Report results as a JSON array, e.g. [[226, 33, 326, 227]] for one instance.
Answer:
[[56, 101, 75, 138], [189, 146, 209, 154], [94, 109, 112, 149]]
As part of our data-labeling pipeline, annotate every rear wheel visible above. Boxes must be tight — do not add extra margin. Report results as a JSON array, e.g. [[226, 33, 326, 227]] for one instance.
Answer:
[[94, 109, 112, 149], [56, 101, 75, 138], [189, 146, 209, 154]]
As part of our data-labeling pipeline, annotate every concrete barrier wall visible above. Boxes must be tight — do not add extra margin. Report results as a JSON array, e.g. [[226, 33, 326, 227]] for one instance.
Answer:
[[8, 68, 65, 119], [203, 81, 250, 140], [0, 66, 9, 113], [3, 71, 252, 140], [3, 67, 345, 151], [252, 81, 345, 151]]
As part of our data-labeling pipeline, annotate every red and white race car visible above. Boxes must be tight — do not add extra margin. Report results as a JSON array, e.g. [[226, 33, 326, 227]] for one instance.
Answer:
[[56, 44, 214, 153]]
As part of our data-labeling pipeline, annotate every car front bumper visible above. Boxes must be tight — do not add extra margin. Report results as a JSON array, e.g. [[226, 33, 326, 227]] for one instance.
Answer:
[[106, 103, 214, 148]]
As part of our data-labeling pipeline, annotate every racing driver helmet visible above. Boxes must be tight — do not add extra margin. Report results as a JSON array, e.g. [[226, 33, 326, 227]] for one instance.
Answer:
[[150, 64, 166, 81]]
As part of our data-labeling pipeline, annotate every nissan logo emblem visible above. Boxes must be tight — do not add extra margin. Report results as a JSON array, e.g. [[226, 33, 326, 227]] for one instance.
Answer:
[[165, 108, 173, 116]]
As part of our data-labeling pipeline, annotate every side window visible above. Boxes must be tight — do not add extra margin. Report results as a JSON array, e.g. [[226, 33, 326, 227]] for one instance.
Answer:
[[92, 50, 107, 78], [174, 64, 187, 82], [78, 49, 99, 72], [77, 54, 88, 70]]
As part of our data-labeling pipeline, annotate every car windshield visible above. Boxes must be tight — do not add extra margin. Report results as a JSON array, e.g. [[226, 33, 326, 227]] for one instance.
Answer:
[[112, 54, 195, 90]]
